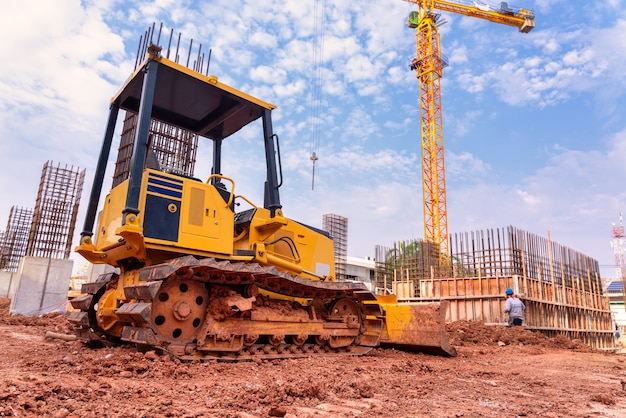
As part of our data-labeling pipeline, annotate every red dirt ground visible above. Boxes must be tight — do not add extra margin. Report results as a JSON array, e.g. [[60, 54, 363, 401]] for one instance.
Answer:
[[1, 297, 625, 417]]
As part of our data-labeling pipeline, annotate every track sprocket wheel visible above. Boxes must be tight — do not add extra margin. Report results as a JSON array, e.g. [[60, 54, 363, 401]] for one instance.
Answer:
[[328, 297, 363, 348], [151, 279, 209, 344]]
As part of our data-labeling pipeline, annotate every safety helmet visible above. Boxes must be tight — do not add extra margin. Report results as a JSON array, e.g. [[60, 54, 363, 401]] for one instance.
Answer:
[[505, 288, 514, 295]]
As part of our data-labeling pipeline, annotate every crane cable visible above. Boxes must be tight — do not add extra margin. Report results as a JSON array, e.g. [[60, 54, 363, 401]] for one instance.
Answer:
[[309, 0, 327, 190]]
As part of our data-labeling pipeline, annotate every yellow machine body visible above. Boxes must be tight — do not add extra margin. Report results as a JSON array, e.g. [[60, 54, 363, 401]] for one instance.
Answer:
[[77, 171, 334, 281], [69, 45, 454, 360]]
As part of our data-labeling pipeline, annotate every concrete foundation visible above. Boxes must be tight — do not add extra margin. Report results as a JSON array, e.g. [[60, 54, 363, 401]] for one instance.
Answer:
[[10, 256, 73, 316], [88, 263, 118, 283], [0, 270, 17, 299]]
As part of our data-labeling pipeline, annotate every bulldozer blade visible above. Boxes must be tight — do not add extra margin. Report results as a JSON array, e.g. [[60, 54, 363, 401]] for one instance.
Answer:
[[376, 298, 457, 357]]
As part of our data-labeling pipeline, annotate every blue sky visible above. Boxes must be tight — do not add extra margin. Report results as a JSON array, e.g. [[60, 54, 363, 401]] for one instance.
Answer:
[[1, 0, 625, 278]]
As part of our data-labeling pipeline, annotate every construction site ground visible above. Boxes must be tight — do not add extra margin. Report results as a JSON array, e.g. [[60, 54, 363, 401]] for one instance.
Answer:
[[1, 297, 625, 418]]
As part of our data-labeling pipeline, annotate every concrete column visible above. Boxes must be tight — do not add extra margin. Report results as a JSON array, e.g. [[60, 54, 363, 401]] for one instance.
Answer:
[[10, 256, 73, 316]]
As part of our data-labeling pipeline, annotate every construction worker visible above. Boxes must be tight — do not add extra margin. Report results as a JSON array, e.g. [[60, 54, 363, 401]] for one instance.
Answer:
[[504, 288, 525, 326]]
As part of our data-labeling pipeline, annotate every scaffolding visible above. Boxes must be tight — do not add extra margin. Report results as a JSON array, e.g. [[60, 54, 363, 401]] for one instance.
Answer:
[[323, 213, 348, 281], [112, 112, 199, 188], [0, 207, 33, 272], [375, 226, 615, 349], [27, 161, 85, 260]]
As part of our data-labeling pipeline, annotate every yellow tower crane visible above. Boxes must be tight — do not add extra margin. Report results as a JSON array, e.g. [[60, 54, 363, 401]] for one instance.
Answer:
[[403, 0, 534, 257]]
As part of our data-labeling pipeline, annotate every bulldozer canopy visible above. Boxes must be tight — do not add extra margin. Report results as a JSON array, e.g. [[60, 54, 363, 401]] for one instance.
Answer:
[[111, 54, 276, 140]]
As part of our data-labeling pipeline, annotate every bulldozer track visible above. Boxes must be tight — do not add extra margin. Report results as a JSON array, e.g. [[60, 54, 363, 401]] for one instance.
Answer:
[[68, 256, 384, 361]]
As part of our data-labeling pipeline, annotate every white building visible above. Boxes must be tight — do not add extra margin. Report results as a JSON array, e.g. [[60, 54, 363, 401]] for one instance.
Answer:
[[344, 256, 376, 290]]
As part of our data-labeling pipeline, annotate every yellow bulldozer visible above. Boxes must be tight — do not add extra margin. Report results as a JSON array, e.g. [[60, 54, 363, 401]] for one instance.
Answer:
[[67, 41, 455, 360]]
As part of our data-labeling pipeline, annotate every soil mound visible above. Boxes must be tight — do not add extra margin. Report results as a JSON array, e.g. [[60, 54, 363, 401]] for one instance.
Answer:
[[0, 297, 10, 318], [447, 320, 591, 351]]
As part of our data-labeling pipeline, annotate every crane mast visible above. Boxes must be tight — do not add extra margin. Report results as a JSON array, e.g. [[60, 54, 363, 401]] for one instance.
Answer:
[[403, 0, 534, 258]]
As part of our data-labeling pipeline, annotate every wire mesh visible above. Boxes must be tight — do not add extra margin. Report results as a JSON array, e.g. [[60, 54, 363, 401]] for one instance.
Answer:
[[0, 207, 33, 271], [112, 112, 199, 187]]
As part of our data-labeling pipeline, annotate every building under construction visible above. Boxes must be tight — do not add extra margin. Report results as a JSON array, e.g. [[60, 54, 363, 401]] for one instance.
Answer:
[[375, 226, 615, 349], [323, 213, 348, 281]]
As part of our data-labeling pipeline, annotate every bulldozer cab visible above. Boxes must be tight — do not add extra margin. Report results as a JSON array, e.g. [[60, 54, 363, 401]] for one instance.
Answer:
[[114, 44, 280, 215], [76, 45, 288, 268]]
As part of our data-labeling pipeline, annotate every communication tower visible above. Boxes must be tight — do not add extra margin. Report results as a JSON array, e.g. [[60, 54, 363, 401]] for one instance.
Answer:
[[611, 212, 626, 278], [611, 211, 626, 315]]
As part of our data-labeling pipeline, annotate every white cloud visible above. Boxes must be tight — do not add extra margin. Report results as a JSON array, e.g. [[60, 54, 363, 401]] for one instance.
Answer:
[[250, 65, 286, 84], [562, 48, 593, 66], [322, 35, 363, 62], [274, 79, 307, 98], [456, 72, 488, 94], [450, 17, 626, 108], [249, 30, 279, 49], [449, 44, 468, 65], [515, 189, 541, 206], [447, 151, 491, 179]]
